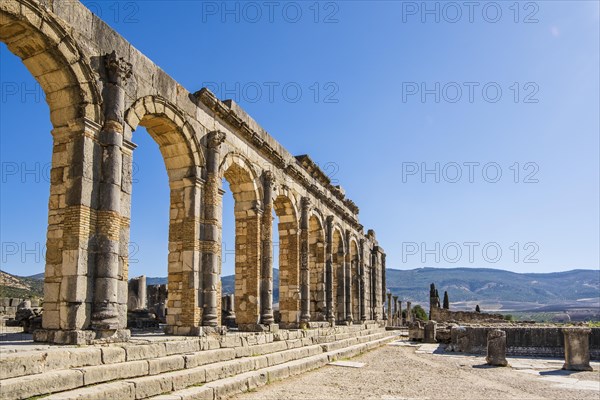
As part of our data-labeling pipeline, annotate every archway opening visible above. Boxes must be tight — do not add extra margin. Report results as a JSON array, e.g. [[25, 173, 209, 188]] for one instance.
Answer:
[[127, 125, 170, 328], [127, 110, 201, 332], [350, 240, 360, 322], [309, 215, 326, 321], [332, 228, 345, 322], [221, 158, 261, 326], [273, 195, 299, 325], [0, 43, 52, 281]]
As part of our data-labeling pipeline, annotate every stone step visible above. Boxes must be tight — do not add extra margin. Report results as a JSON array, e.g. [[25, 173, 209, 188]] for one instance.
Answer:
[[42, 332, 397, 400], [1, 324, 383, 380], [0, 328, 390, 400], [150, 334, 397, 400]]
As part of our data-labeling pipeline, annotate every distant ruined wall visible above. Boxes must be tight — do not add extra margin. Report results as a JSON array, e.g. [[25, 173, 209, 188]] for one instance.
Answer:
[[431, 307, 505, 323], [450, 326, 600, 360], [0, 298, 41, 318]]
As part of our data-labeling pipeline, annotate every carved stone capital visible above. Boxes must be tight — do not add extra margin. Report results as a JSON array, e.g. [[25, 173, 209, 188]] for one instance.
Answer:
[[301, 196, 311, 211], [105, 51, 132, 86], [326, 215, 334, 226], [262, 170, 276, 186], [207, 131, 226, 148]]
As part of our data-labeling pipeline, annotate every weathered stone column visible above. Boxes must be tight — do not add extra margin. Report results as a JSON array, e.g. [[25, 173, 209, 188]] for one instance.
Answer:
[[202, 131, 226, 327], [370, 250, 378, 320], [299, 197, 311, 327], [406, 301, 412, 323], [381, 252, 387, 321], [393, 296, 398, 326], [359, 239, 367, 321], [398, 300, 403, 326], [387, 292, 393, 326], [91, 52, 132, 339], [486, 329, 508, 366], [325, 216, 335, 324], [562, 328, 593, 371], [260, 171, 275, 325], [345, 232, 353, 324], [424, 320, 437, 343], [127, 276, 147, 311], [35, 117, 102, 345]]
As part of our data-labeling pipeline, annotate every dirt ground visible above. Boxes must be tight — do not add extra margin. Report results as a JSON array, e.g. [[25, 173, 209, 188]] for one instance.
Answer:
[[234, 341, 600, 400]]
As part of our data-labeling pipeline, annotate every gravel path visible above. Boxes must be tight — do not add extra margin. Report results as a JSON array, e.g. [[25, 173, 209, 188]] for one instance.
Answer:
[[234, 341, 600, 400]]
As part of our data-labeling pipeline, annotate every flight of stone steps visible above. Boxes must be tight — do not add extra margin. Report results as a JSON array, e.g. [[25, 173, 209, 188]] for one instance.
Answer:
[[0, 323, 397, 400]]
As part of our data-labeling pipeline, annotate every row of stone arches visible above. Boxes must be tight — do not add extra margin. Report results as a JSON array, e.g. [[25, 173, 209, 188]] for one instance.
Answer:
[[0, 0, 386, 344]]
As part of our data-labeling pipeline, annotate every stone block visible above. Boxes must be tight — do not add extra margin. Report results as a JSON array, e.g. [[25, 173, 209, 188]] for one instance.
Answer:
[[486, 329, 508, 367], [1, 369, 84, 400], [562, 327, 593, 371], [148, 355, 185, 375], [81, 360, 148, 385], [128, 374, 173, 399], [102, 346, 127, 364]]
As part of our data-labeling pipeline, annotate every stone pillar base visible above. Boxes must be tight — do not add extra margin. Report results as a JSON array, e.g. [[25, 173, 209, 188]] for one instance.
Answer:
[[307, 321, 331, 329], [33, 328, 130, 345], [279, 322, 300, 329], [237, 323, 280, 333], [164, 325, 227, 336]]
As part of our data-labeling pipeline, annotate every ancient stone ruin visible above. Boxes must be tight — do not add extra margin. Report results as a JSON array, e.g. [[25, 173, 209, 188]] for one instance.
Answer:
[[429, 283, 505, 323], [1, 0, 387, 345]]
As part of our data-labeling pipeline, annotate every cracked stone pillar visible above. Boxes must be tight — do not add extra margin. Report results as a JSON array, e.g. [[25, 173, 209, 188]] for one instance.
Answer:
[[406, 301, 412, 323], [260, 171, 275, 326], [486, 329, 508, 366], [359, 239, 367, 321], [299, 197, 311, 327], [91, 52, 132, 341], [562, 327, 593, 371], [202, 131, 226, 327], [325, 216, 335, 324]]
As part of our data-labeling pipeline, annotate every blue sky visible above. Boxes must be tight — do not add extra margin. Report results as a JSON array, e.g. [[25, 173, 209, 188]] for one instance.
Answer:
[[1, 1, 599, 278]]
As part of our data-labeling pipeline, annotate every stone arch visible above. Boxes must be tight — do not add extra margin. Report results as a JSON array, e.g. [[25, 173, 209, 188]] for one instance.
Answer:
[[0, 1, 102, 127], [125, 96, 204, 178], [349, 237, 360, 322], [273, 191, 300, 324], [219, 152, 262, 325], [308, 211, 326, 321], [122, 96, 205, 332], [1, 1, 103, 336], [331, 225, 346, 322]]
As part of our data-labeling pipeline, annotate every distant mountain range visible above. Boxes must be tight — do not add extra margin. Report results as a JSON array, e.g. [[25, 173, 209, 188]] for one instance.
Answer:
[[4, 267, 598, 314]]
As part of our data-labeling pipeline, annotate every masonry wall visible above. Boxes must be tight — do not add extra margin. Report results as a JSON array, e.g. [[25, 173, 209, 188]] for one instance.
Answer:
[[450, 326, 600, 360], [431, 306, 505, 323]]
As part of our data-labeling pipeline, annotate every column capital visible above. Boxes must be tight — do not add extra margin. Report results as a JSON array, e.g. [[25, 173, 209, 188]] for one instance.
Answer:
[[262, 170, 276, 185], [301, 196, 312, 211], [207, 130, 226, 148], [104, 51, 132, 86]]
